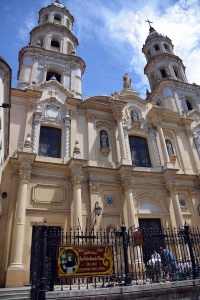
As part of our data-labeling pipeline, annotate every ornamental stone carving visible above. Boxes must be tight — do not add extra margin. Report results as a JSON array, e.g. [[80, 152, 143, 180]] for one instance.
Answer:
[[165, 181, 178, 193], [121, 180, 134, 191], [89, 182, 100, 194], [189, 188, 196, 198], [71, 176, 83, 188], [19, 170, 31, 184]]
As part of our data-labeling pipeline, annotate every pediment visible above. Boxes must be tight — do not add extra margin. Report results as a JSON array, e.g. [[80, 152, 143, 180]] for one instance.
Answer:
[[32, 80, 74, 98], [187, 109, 200, 119]]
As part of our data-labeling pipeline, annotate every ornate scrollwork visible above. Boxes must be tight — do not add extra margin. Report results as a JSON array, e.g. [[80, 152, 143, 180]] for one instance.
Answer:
[[71, 176, 82, 188], [19, 170, 31, 184], [89, 182, 100, 194], [121, 180, 134, 191], [165, 181, 178, 193]]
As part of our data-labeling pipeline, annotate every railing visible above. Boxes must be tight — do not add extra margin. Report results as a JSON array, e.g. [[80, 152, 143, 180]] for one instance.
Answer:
[[50, 46, 60, 53], [30, 225, 200, 299]]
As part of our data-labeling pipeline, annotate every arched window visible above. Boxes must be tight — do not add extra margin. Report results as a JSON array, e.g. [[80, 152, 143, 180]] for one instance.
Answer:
[[147, 50, 151, 58], [100, 130, 109, 148], [129, 136, 151, 167], [186, 100, 193, 111], [54, 14, 61, 24], [50, 36, 60, 52], [164, 44, 169, 52], [154, 44, 160, 51], [46, 71, 61, 83], [38, 126, 61, 158], [160, 68, 167, 78]]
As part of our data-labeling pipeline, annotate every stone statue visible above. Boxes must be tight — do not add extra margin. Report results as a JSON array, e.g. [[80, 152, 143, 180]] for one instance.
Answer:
[[131, 110, 138, 122], [166, 140, 174, 155], [123, 73, 131, 89], [100, 131, 109, 148], [146, 89, 150, 97]]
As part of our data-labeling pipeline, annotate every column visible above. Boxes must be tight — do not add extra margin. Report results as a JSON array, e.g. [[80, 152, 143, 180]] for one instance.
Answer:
[[111, 103, 129, 165], [64, 112, 71, 158], [70, 109, 78, 156], [69, 159, 86, 230], [122, 180, 136, 228], [32, 112, 42, 153], [165, 181, 184, 228], [189, 188, 199, 227], [6, 152, 35, 287], [154, 118, 173, 169], [186, 129, 200, 173], [71, 175, 83, 229], [87, 114, 95, 161]]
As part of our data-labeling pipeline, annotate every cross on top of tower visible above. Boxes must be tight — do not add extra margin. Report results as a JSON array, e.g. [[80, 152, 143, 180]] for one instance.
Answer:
[[145, 19, 153, 28]]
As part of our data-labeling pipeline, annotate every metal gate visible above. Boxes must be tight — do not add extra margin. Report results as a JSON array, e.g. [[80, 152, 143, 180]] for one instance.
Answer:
[[30, 223, 200, 300]]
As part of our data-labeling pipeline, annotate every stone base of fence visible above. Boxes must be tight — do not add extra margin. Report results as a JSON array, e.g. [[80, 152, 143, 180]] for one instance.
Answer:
[[46, 279, 200, 300]]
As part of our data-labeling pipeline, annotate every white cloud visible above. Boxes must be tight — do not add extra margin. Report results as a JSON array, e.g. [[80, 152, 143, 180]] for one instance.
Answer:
[[18, 11, 37, 42], [67, 0, 200, 94]]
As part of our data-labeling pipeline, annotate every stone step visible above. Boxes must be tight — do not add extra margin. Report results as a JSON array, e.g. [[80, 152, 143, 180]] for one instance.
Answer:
[[0, 287, 31, 300]]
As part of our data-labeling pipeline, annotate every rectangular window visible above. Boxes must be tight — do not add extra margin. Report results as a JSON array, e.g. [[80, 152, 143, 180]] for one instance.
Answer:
[[39, 126, 61, 158], [129, 136, 151, 167]]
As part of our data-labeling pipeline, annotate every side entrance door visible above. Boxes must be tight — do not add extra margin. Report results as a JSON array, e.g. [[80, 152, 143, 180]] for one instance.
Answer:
[[139, 218, 164, 263]]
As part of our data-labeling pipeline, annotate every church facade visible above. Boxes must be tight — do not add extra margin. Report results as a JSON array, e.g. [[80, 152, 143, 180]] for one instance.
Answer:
[[0, 0, 200, 288]]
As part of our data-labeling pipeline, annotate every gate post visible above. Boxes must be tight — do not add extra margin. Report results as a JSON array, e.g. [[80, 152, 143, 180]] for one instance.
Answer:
[[38, 220, 48, 300], [117, 224, 132, 286], [184, 223, 199, 279]]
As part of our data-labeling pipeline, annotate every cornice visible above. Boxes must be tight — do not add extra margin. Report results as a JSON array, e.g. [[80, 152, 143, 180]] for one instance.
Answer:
[[18, 46, 86, 73], [39, 5, 74, 22], [144, 53, 184, 73], [30, 23, 78, 45], [147, 79, 200, 102], [11, 88, 42, 98]]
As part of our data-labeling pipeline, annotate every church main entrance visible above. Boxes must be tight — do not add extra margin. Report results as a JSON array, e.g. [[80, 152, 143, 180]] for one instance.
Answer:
[[139, 218, 164, 263]]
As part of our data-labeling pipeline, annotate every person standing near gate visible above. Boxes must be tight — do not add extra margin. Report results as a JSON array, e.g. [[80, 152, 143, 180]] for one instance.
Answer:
[[160, 247, 177, 281]]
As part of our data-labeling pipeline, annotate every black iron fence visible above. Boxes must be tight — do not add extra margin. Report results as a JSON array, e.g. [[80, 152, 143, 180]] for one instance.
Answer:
[[30, 223, 200, 300]]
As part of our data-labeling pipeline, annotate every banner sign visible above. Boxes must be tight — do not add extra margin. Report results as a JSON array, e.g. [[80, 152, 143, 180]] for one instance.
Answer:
[[57, 245, 114, 277], [133, 230, 143, 246]]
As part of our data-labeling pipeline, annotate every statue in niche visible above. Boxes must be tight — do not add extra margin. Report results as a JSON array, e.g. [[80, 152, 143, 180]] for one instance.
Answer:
[[100, 130, 109, 148], [166, 139, 174, 155], [123, 73, 131, 89], [131, 110, 138, 122]]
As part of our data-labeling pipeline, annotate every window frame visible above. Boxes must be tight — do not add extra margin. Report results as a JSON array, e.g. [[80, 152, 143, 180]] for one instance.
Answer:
[[38, 125, 62, 158], [129, 136, 151, 167]]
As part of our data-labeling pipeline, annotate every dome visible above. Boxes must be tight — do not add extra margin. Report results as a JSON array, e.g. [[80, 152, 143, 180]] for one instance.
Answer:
[[145, 26, 163, 42], [52, 0, 64, 8]]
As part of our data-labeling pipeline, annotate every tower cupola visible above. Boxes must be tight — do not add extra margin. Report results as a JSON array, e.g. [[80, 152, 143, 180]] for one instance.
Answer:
[[142, 23, 188, 92], [17, 0, 85, 98]]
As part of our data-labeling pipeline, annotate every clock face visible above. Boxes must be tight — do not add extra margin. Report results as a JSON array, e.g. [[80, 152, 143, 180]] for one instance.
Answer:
[[105, 196, 114, 206]]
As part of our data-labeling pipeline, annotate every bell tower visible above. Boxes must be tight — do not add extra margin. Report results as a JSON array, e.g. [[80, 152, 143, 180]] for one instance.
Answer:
[[142, 22, 195, 113], [17, 0, 85, 98]]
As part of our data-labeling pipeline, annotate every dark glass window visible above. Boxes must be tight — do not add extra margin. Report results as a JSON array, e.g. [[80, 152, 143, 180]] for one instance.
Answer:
[[51, 40, 60, 48], [154, 44, 160, 51], [129, 136, 151, 167], [38, 126, 61, 158], [160, 69, 167, 78], [186, 100, 192, 111]]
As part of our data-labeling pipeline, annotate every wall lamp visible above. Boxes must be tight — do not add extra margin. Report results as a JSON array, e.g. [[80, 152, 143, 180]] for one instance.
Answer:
[[93, 201, 102, 227], [0, 103, 11, 108]]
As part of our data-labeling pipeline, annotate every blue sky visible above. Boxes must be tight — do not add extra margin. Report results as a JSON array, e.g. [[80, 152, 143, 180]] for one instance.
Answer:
[[1, 0, 200, 99]]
